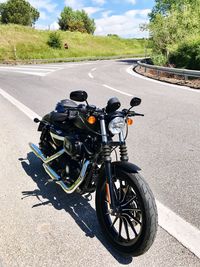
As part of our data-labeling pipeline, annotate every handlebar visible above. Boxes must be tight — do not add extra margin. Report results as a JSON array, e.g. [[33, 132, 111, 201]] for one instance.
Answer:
[[59, 106, 144, 118]]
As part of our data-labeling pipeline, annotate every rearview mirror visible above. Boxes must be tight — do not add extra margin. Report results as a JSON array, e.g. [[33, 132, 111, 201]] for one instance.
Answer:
[[70, 90, 88, 102], [130, 97, 141, 107]]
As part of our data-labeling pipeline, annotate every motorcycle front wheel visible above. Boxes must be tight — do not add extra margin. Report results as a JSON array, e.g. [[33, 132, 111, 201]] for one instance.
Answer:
[[95, 168, 158, 257]]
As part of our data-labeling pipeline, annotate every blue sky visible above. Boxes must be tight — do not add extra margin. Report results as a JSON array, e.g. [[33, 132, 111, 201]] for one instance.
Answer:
[[1, 0, 155, 37]]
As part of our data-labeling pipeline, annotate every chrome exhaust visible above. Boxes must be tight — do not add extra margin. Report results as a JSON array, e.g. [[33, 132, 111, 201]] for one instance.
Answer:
[[43, 160, 90, 194], [29, 143, 65, 163], [29, 142, 90, 194]]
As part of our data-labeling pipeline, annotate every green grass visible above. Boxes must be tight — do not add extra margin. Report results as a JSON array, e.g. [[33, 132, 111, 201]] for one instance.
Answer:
[[0, 24, 149, 61]]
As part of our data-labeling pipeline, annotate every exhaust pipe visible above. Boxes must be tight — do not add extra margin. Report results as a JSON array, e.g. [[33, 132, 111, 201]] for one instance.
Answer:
[[29, 143, 65, 163], [43, 161, 90, 194], [29, 142, 90, 194]]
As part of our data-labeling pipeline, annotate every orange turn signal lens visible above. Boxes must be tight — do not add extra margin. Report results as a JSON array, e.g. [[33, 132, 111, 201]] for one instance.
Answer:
[[127, 118, 134, 126], [87, 116, 96, 124]]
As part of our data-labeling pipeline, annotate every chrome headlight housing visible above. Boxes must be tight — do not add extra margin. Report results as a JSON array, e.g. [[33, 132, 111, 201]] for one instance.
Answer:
[[108, 117, 125, 135]]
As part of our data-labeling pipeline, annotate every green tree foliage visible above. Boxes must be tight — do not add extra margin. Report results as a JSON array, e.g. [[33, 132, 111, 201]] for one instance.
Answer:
[[148, 0, 200, 68], [47, 32, 62, 49], [169, 39, 200, 70], [58, 7, 96, 34], [0, 0, 39, 26]]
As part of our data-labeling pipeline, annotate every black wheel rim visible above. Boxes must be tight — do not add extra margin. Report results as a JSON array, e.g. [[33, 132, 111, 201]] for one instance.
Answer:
[[102, 177, 144, 246]]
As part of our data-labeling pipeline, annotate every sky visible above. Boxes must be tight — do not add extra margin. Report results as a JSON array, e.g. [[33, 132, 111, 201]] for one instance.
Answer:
[[1, 0, 155, 38]]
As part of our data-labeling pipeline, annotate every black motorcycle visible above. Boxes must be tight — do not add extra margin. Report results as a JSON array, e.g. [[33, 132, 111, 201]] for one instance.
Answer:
[[29, 90, 158, 257]]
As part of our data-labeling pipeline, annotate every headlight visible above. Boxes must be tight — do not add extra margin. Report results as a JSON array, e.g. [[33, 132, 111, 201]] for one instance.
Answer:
[[108, 117, 125, 135]]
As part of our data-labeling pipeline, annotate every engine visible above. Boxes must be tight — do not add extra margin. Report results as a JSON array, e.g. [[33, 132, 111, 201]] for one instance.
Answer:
[[64, 135, 98, 160], [64, 136, 83, 159]]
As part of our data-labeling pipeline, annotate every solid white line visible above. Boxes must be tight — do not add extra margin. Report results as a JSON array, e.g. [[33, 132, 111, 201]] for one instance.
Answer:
[[103, 84, 133, 97], [0, 87, 200, 259], [127, 66, 200, 93], [17, 66, 62, 69], [0, 66, 57, 71], [0, 87, 41, 120], [88, 72, 94, 79], [14, 71, 47, 77], [157, 201, 200, 258]]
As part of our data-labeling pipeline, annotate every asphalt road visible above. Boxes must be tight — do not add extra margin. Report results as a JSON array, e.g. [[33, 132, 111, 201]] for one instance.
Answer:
[[0, 59, 199, 267]]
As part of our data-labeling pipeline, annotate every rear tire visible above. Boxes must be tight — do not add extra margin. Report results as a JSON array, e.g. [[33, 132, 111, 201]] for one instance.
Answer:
[[95, 168, 158, 257]]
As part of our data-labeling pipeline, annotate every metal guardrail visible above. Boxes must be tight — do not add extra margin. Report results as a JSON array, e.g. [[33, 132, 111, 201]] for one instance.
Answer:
[[137, 61, 200, 80]]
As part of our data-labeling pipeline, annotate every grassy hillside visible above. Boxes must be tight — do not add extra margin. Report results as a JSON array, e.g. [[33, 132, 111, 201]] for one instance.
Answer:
[[0, 24, 148, 61]]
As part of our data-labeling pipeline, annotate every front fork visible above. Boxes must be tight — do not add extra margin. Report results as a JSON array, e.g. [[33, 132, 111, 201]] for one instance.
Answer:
[[100, 117, 128, 211]]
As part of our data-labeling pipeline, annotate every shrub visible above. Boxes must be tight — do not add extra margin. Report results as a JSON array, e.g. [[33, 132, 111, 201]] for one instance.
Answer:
[[47, 32, 62, 49], [169, 39, 200, 70], [151, 53, 168, 66]]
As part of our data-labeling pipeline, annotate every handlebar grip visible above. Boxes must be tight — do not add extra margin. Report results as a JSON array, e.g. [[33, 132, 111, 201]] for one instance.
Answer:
[[134, 113, 144, 117], [128, 111, 144, 117]]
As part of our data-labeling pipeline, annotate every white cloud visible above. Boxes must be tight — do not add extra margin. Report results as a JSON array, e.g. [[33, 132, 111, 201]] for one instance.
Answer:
[[126, 0, 136, 4], [92, 0, 106, 5], [39, 11, 48, 20], [28, 0, 57, 13], [83, 6, 103, 15], [102, 10, 113, 18], [95, 9, 150, 38], [50, 21, 60, 30], [64, 0, 84, 9], [126, 9, 151, 17]]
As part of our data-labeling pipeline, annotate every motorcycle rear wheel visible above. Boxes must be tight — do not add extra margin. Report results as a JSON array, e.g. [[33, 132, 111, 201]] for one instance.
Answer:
[[95, 169, 158, 257]]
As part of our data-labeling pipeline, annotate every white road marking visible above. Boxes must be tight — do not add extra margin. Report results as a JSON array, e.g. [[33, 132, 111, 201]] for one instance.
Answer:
[[88, 67, 97, 79], [88, 72, 94, 79], [0, 65, 62, 77], [0, 87, 200, 259], [0, 62, 97, 77], [103, 84, 133, 97], [0, 66, 59, 71], [14, 71, 47, 77], [0, 87, 41, 120], [157, 201, 200, 259], [127, 66, 200, 93]]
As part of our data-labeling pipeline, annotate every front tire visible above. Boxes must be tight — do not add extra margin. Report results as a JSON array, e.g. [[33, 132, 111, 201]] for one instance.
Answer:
[[95, 168, 158, 257]]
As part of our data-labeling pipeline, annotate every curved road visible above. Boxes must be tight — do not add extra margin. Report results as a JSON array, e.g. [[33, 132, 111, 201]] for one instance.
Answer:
[[0, 59, 199, 267]]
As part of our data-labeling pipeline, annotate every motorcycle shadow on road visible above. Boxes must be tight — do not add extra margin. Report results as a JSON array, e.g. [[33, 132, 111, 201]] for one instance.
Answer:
[[19, 152, 132, 264]]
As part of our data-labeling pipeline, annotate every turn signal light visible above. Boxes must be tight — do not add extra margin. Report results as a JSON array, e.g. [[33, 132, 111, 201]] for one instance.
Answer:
[[87, 116, 96, 124], [127, 118, 134, 126]]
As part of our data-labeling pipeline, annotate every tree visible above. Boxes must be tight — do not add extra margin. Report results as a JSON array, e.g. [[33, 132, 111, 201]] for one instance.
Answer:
[[58, 6, 96, 34], [148, 1, 200, 55], [58, 7, 74, 31], [0, 0, 39, 26], [148, 0, 200, 67], [149, 0, 197, 21], [77, 10, 96, 34]]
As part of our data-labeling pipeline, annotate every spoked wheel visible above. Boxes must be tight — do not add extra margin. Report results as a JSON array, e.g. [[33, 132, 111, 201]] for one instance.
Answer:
[[96, 168, 158, 257]]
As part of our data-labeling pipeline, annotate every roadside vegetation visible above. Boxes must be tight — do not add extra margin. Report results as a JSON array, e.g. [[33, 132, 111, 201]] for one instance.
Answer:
[[148, 0, 200, 70], [0, 0, 148, 62], [0, 24, 148, 61]]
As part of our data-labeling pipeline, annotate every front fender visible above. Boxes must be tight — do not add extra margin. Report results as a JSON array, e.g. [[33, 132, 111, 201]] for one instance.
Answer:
[[99, 161, 141, 178], [112, 161, 141, 174]]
